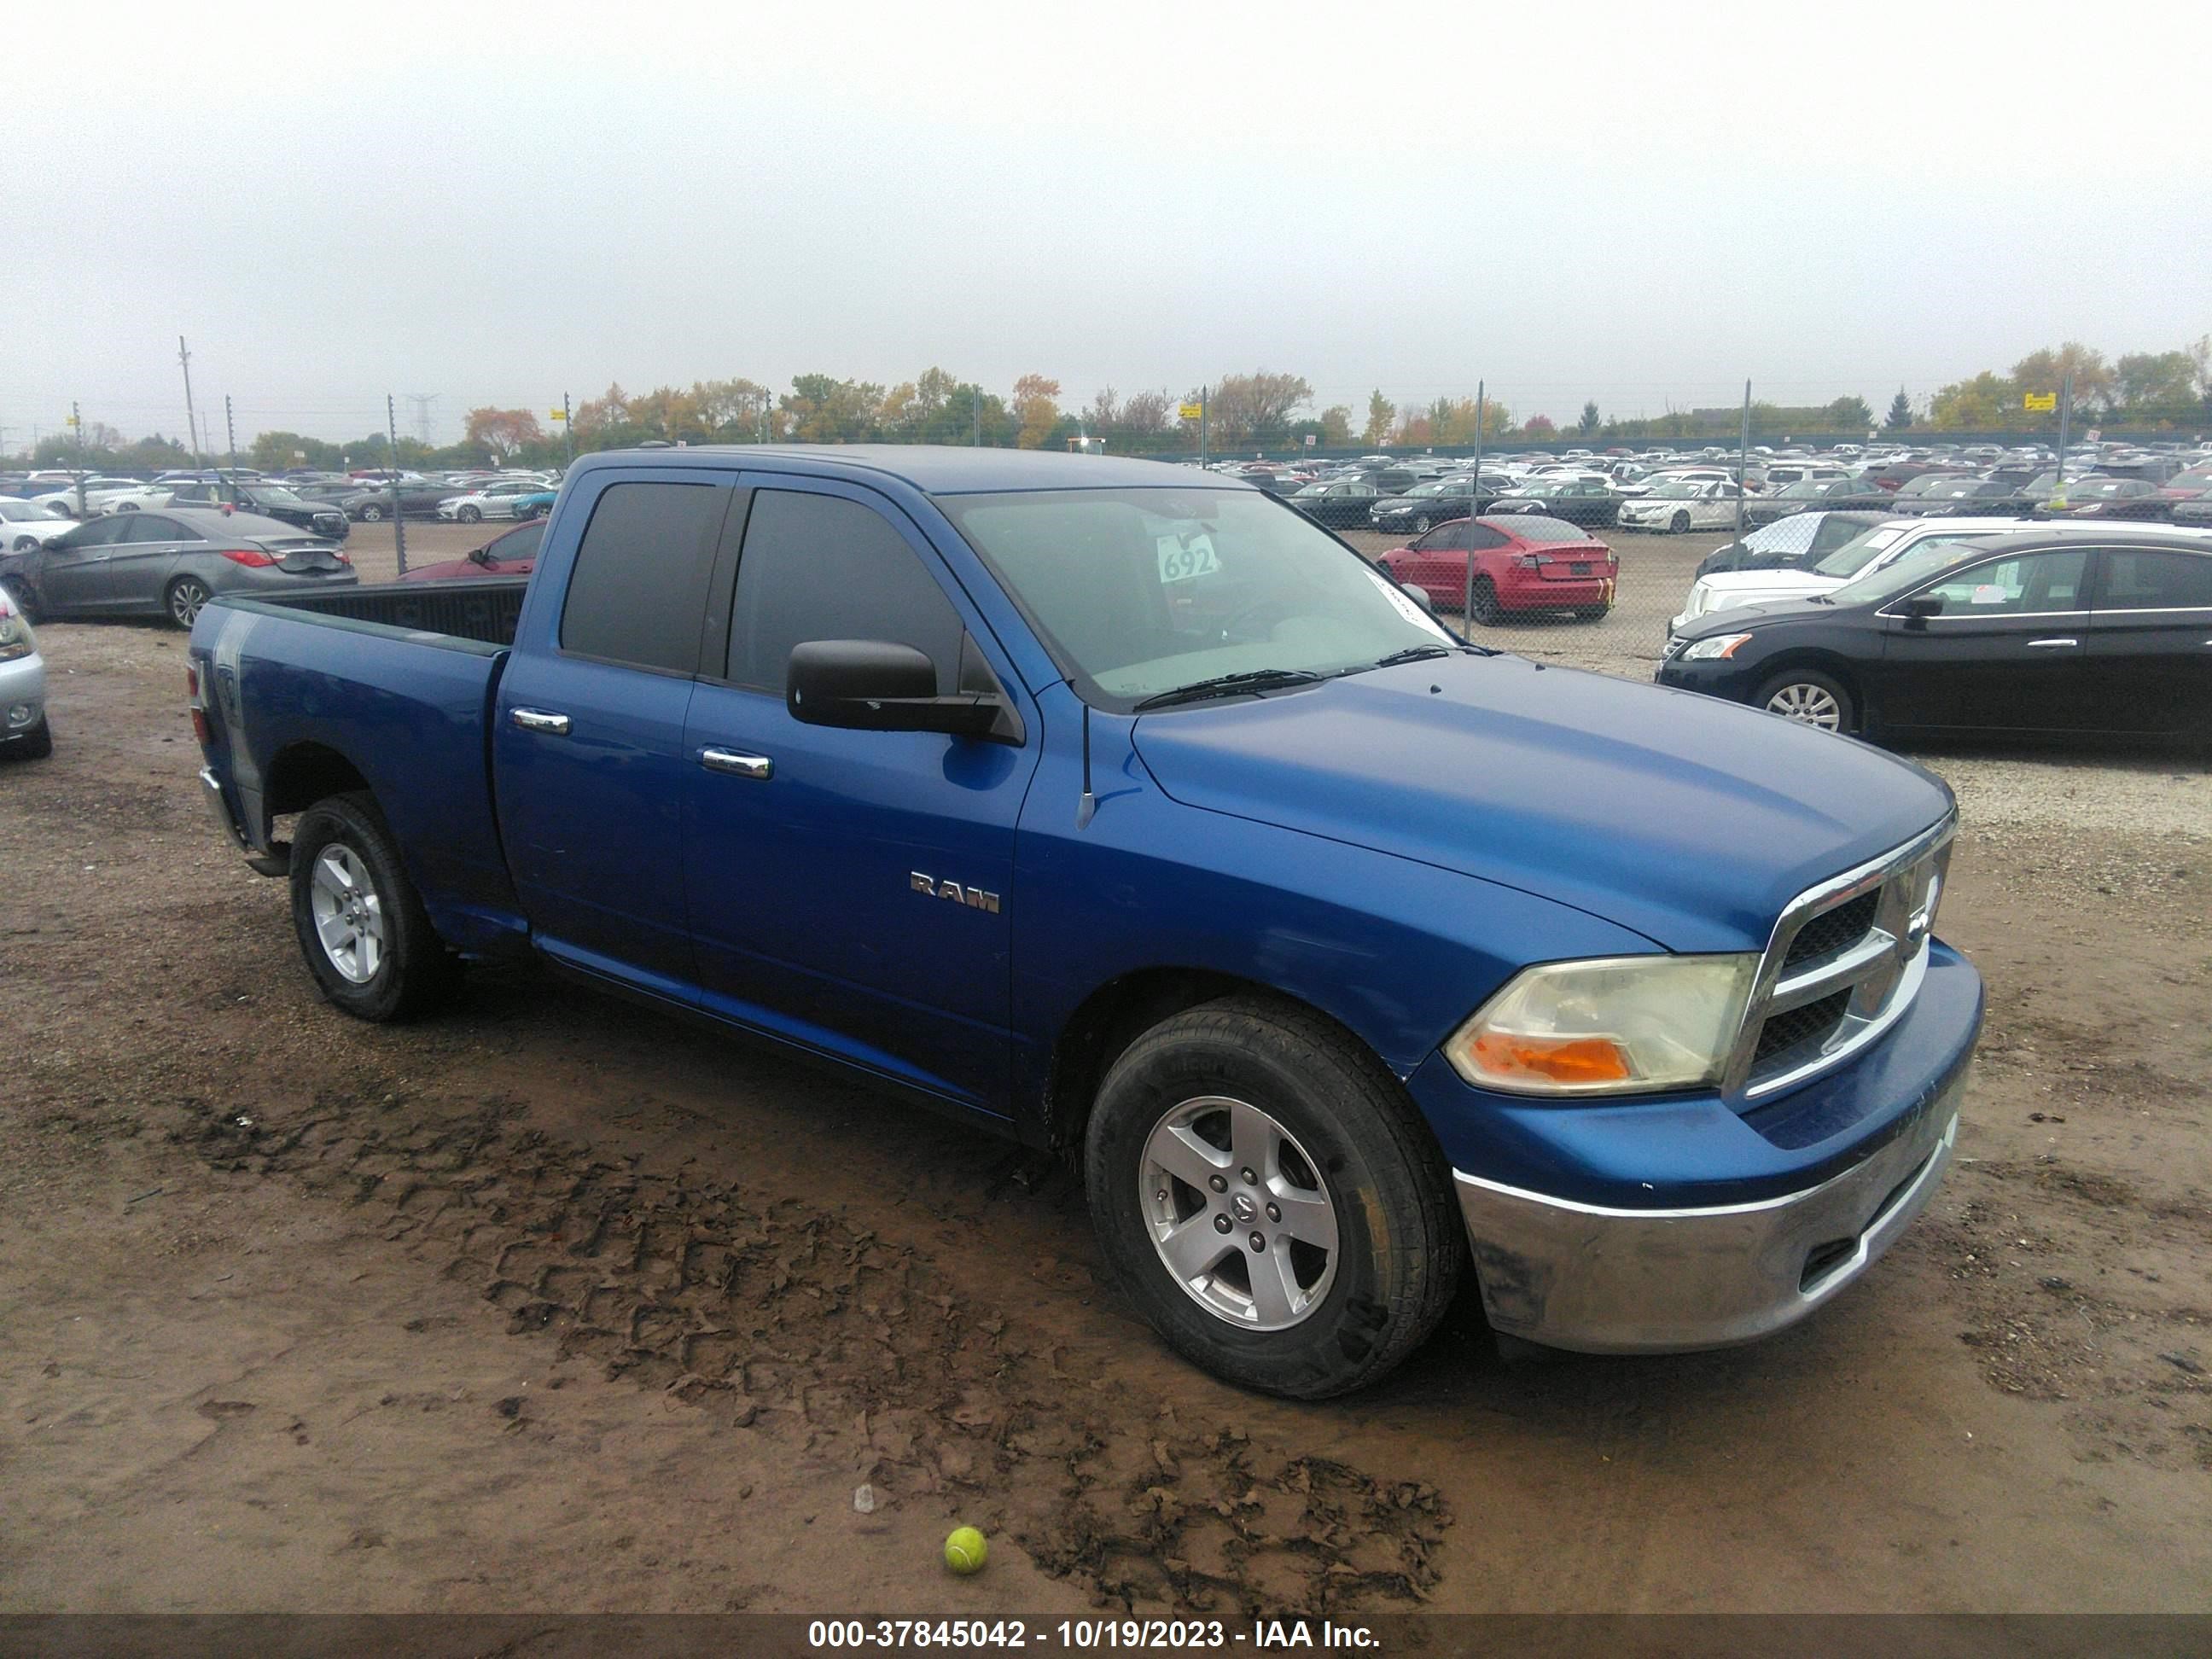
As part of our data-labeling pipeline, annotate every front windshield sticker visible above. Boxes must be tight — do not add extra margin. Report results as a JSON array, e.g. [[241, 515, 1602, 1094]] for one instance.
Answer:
[[1365, 569, 1454, 640], [1155, 532, 1220, 584], [1970, 585, 2007, 605]]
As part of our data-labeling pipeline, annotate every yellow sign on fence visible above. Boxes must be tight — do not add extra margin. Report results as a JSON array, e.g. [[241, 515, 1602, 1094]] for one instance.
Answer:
[[1179, 402, 1203, 421], [2023, 392, 2058, 411]]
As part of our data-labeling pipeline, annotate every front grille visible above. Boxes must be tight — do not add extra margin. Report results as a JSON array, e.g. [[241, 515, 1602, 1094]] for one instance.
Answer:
[[1753, 990, 1850, 1067], [1781, 891, 1879, 970], [1728, 821, 1953, 1101]]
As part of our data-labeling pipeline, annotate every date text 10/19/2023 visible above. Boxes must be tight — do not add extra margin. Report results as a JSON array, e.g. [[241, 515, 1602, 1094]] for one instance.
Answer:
[[806, 1618, 1382, 1650]]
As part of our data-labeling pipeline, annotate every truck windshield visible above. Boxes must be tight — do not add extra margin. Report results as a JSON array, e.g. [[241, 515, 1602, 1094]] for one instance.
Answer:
[[938, 487, 1454, 710]]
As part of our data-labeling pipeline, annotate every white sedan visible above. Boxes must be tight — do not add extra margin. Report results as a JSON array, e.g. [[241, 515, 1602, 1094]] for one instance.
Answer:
[[434, 480, 550, 523], [91, 483, 176, 514], [0, 498, 81, 552], [31, 477, 147, 518], [1616, 478, 1743, 533]]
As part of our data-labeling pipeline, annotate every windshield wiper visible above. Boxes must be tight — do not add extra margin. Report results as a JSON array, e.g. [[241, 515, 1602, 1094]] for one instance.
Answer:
[[1366, 644, 1456, 668], [1132, 667, 1325, 711]]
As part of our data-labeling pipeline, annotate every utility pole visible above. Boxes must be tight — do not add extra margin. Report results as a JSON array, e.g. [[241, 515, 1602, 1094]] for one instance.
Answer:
[[1463, 378, 1485, 631], [73, 402, 87, 515], [1735, 379, 1752, 535], [224, 394, 239, 474], [972, 390, 980, 447], [563, 391, 574, 468], [2053, 373, 2074, 504], [178, 335, 203, 469], [1199, 385, 1208, 468], [387, 394, 408, 577]]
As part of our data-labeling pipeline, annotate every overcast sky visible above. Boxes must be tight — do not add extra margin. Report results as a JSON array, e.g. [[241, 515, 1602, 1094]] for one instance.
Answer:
[[7, 0, 2208, 449]]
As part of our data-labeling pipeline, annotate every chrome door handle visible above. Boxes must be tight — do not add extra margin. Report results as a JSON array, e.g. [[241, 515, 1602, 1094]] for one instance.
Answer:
[[509, 707, 572, 735], [700, 747, 772, 780], [2024, 637, 2078, 649]]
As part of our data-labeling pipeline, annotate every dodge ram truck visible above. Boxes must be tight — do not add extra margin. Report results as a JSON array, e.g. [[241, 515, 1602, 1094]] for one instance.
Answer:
[[190, 447, 1982, 1398]]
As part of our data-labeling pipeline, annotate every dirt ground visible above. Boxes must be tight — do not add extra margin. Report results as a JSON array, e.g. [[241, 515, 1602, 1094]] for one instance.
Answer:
[[1, 522, 2208, 1618]]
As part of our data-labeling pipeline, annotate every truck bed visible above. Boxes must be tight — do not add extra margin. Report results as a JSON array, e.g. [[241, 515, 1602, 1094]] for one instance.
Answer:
[[238, 578, 528, 649]]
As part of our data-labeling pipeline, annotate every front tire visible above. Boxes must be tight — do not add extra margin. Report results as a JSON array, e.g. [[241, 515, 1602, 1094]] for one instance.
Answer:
[[2, 576, 37, 619], [1670, 510, 1691, 533], [358, 502, 387, 521], [1084, 996, 1462, 1399], [8, 715, 51, 760], [289, 792, 458, 1022], [457, 504, 482, 524], [1755, 667, 1856, 733], [166, 576, 211, 630], [1414, 515, 1432, 533]]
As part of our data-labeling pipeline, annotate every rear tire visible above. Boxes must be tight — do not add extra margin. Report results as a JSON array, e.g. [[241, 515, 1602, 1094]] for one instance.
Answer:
[[359, 502, 386, 521], [289, 792, 459, 1022], [1670, 510, 1691, 533], [1, 577, 37, 620], [1414, 515, 1431, 533], [1467, 577, 1503, 626], [1084, 995, 1462, 1399], [1755, 667, 1856, 733], [457, 504, 482, 524], [166, 576, 210, 631]]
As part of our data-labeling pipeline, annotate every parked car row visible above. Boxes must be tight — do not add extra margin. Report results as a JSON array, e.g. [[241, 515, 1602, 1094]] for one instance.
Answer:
[[0, 465, 563, 527], [0, 509, 358, 629]]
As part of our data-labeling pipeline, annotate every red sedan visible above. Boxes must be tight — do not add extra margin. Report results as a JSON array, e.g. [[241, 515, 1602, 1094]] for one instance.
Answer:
[[400, 520, 544, 582], [1375, 515, 1617, 623]]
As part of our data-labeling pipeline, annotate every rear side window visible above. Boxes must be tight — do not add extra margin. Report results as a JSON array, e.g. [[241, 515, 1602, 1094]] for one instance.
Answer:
[[2099, 550, 2212, 610], [560, 480, 727, 673], [726, 490, 963, 693]]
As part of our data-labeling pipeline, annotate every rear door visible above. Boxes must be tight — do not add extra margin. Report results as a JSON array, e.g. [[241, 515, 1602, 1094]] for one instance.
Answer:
[[680, 475, 1039, 1109], [107, 513, 196, 611], [2083, 546, 2212, 734], [1877, 547, 2095, 732], [492, 469, 738, 995]]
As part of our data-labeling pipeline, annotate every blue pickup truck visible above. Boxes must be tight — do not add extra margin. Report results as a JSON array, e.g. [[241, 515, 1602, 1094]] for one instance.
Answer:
[[190, 447, 1981, 1397]]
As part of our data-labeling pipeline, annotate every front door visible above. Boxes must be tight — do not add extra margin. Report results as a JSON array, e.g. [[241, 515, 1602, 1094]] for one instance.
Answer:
[[682, 477, 1039, 1111], [2083, 546, 2212, 735], [1877, 547, 2094, 733], [492, 469, 738, 995], [37, 519, 132, 614]]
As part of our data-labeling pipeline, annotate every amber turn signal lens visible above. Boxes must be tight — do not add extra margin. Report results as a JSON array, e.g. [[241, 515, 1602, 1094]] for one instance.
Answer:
[[1467, 1032, 1634, 1086]]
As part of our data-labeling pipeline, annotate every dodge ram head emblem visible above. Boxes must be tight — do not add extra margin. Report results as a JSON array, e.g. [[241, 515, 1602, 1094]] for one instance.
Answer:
[[911, 871, 1001, 914]]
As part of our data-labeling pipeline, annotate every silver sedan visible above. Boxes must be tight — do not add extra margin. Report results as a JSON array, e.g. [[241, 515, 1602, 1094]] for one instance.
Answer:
[[0, 506, 358, 630]]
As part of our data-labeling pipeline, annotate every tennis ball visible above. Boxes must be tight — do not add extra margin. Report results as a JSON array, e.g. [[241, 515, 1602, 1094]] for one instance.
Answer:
[[944, 1525, 988, 1575]]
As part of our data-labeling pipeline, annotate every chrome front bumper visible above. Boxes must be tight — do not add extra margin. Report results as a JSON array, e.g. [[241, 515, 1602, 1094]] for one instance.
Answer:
[[1455, 1068, 1964, 1353]]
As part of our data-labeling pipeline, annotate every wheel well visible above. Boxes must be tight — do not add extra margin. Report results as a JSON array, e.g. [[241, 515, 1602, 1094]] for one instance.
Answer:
[[1041, 969, 1386, 1156], [265, 743, 371, 818], [1749, 649, 1860, 704]]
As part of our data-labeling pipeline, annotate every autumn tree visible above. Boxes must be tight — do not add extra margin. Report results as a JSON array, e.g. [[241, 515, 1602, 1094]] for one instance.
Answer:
[[1318, 405, 1352, 445], [2011, 343, 2114, 411], [1010, 374, 1062, 450], [463, 406, 544, 461], [2114, 351, 2199, 416], [1202, 371, 1313, 446], [1362, 391, 1395, 445], [780, 375, 886, 444], [1522, 414, 1557, 438]]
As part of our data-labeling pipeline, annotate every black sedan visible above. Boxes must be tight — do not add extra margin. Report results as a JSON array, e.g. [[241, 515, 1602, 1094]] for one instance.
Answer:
[[1366, 477, 1504, 536], [1486, 477, 1624, 528], [1885, 475, 2037, 518], [162, 479, 352, 541], [2033, 477, 2174, 523], [1656, 528, 2212, 742], [1741, 477, 1895, 527], [1288, 478, 1382, 528]]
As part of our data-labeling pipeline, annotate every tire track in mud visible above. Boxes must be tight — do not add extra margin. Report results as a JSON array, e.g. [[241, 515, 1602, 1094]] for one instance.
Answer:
[[172, 1082, 1450, 1615]]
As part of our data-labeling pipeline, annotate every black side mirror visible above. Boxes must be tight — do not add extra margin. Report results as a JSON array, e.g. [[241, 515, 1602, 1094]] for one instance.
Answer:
[[1900, 594, 1944, 626], [787, 639, 1006, 740]]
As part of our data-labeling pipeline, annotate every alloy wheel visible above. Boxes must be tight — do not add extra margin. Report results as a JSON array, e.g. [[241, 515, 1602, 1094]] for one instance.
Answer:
[[309, 844, 386, 984], [1139, 1095, 1340, 1331]]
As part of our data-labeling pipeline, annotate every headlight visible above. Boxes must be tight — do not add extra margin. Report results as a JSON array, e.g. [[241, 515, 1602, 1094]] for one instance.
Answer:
[[0, 612, 32, 662], [1680, 632, 1752, 660], [1444, 954, 1759, 1096]]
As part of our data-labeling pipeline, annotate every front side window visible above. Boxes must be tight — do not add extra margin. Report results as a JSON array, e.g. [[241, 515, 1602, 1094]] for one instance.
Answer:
[[1913, 550, 2088, 616], [940, 487, 1448, 708], [726, 489, 964, 694], [559, 480, 728, 672]]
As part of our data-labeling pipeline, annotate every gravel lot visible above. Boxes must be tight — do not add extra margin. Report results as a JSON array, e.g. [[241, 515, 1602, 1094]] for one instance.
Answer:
[[1, 519, 2207, 1619]]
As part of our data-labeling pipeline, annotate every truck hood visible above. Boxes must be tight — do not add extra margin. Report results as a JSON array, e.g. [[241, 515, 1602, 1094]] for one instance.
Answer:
[[1129, 655, 1952, 955]]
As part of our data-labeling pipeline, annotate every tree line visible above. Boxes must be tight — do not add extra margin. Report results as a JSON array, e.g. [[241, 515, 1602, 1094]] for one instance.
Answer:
[[24, 340, 2206, 474]]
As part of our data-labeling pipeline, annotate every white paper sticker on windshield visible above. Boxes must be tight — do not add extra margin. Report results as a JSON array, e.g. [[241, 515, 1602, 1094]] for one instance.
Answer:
[[1366, 569, 1454, 639], [1155, 533, 1220, 584], [1970, 584, 2007, 605]]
